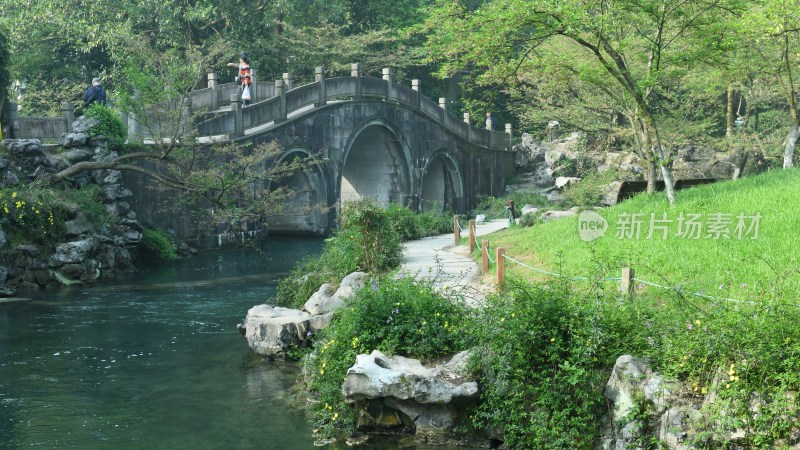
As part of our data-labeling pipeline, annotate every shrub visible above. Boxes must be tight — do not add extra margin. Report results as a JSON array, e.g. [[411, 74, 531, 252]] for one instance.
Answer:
[[0, 187, 63, 246], [85, 103, 128, 147], [140, 227, 177, 261], [62, 184, 111, 227], [305, 275, 469, 438], [0, 184, 109, 247], [276, 201, 451, 308], [560, 169, 619, 208], [467, 279, 631, 449], [473, 190, 551, 219]]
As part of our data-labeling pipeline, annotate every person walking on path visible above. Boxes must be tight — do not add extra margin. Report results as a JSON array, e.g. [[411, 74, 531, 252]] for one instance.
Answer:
[[82, 77, 106, 108], [227, 52, 252, 107]]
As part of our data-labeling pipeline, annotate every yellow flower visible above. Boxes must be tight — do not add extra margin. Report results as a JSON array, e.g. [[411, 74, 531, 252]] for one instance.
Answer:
[[11, 192, 17, 198], [444, 321, 448, 328], [701, 387, 707, 395], [695, 319, 701, 326], [332, 413, 338, 420], [319, 369, 325, 375], [550, 337, 555, 343], [500, 317, 505, 322]]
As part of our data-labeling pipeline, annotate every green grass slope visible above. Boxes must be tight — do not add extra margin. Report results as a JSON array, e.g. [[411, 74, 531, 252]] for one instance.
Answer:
[[488, 169, 800, 303]]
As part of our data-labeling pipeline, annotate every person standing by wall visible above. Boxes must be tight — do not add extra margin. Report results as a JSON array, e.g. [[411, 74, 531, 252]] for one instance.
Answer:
[[83, 77, 106, 108], [227, 52, 252, 107]]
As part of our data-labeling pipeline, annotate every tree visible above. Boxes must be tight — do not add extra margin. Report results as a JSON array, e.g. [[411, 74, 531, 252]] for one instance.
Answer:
[[36, 41, 304, 233], [740, 0, 800, 168], [0, 27, 9, 124], [422, 0, 746, 206]]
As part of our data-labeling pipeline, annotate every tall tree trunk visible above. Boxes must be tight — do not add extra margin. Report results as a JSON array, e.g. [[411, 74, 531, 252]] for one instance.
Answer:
[[642, 113, 677, 206], [726, 84, 734, 138], [785, 124, 798, 169], [632, 117, 657, 194], [779, 31, 798, 169]]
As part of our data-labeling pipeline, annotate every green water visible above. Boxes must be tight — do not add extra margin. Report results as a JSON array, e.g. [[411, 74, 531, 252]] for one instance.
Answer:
[[0, 238, 325, 449]]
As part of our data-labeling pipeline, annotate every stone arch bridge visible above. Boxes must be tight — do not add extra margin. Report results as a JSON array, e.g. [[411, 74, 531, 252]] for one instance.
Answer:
[[127, 66, 518, 239]]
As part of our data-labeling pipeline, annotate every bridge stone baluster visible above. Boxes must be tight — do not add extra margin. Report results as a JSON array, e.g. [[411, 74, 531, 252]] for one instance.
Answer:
[[63, 102, 74, 133], [250, 69, 257, 103], [315, 67, 326, 107], [182, 96, 192, 136], [208, 73, 219, 111], [231, 94, 243, 137], [439, 97, 447, 112], [412, 79, 421, 110], [464, 113, 471, 143], [382, 68, 393, 103], [351, 63, 361, 100], [276, 80, 287, 123], [505, 123, 513, 149], [283, 73, 293, 91]]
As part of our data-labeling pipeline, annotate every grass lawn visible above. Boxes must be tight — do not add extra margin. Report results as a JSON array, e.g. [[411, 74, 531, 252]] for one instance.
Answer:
[[478, 168, 800, 304]]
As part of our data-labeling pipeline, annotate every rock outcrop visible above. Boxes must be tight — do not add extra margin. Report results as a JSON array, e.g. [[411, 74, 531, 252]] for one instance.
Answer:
[[239, 271, 367, 357], [342, 350, 480, 443], [508, 131, 750, 207], [0, 123, 146, 295], [600, 355, 800, 449]]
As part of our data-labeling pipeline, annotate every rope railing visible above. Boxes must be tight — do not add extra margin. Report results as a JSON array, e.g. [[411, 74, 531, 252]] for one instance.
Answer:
[[475, 241, 759, 306]]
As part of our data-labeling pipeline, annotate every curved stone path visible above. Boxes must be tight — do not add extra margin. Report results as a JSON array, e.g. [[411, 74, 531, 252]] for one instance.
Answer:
[[398, 219, 510, 306]]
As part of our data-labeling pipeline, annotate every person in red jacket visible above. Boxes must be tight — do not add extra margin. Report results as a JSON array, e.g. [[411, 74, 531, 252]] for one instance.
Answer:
[[227, 52, 252, 106]]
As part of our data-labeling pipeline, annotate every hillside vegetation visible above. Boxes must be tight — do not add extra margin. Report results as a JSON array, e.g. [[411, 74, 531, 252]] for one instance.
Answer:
[[485, 169, 800, 303]]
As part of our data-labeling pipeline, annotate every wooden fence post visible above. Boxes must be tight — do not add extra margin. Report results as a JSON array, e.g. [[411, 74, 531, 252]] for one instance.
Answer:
[[453, 214, 460, 245], [621, 267, 635, 298], [496, 248, 506, 286], [468, 219, 476, 253], [481, 240, 489, 275]]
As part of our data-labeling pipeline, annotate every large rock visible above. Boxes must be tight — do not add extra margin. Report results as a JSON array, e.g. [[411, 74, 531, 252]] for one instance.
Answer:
[[71, 116, 101, 134], [555, 176, 581, 189], [605, 355, 676, 421], [59, 133, 89, 149], [64, 212, 94, 237], [303, 283, 337, 315], [343, 350, 479, 436], [49, 239, 97, 265], [104, 184, 133, 201], [242, 305, 314, 356], [303, 271, 367, 315]]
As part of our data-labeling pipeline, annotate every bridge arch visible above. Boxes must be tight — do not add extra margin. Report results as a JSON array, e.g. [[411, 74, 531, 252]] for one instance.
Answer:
[[339, 120, 413, 208], [420, 150, 464, 212], [266, 147, 329, 236]]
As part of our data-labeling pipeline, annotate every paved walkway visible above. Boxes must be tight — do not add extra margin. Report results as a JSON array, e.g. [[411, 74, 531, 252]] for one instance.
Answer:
[[398, 219, 509, 306]]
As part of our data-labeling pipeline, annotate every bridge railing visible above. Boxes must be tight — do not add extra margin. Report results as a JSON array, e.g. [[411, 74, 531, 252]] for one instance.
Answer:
[[2, 102, 75, 141], [195, 66, 513, 151]]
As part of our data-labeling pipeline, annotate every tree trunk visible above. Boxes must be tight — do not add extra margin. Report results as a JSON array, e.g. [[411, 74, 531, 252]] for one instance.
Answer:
[[632, 117, 658, 194], [642, 114, 676, 206], [732, 147, 747, 180], [785, 124, 798, 169], [726, 84, 734, 138], [646, 161, 657, 193]]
